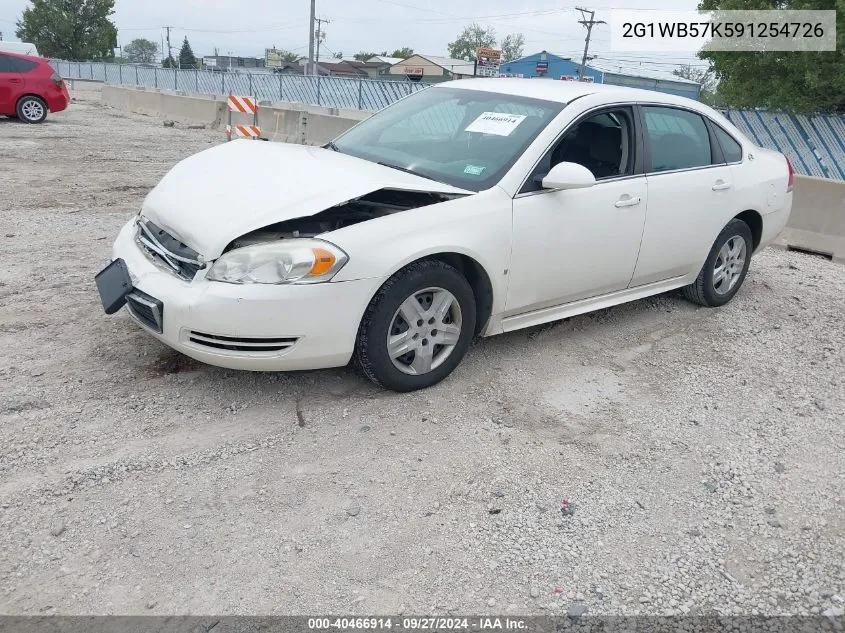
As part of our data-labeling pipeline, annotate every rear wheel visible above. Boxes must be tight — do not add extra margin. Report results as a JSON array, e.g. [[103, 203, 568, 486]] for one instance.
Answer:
[[355, 260, 476, 392], [16, 96, 48, 124], [683, 219, 753, 307]]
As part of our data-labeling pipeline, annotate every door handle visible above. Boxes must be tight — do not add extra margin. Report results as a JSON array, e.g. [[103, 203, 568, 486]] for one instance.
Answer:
[[615, 195, 641, 208], [712, 180, 732, 191], [9, 79, 22, 84]]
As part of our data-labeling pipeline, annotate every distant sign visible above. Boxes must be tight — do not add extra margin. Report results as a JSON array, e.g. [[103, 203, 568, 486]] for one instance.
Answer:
[[536, 61, 549, 73], [265, 48, 283, 68], [404, 66, 424, 76], [475, 47, 501, 77], [203, 57, 217, 68]]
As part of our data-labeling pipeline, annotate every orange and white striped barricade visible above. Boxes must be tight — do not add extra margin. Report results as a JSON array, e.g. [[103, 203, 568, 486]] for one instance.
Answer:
[[225, 95, 260, 141]]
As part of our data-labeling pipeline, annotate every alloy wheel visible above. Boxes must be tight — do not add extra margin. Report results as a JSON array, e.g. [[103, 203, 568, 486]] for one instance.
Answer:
[[713, 235, 747, 295], [21, 99, 45, 122]]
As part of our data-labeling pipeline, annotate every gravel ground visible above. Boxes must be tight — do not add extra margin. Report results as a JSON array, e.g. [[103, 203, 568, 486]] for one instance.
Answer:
[[1, 95, 844, 617]]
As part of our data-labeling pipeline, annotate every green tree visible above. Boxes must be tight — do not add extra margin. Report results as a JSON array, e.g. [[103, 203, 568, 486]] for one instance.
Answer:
[[448, 23, 496, 61], [178, 36, 197, 69], [391, 47, 414, 59], [16, 0, 117, 60], [500, 33, 525, 62], [353, 51, 378, 61], [698, 0, 845, 113], [124, 38, 158, 64], [673, 64, 723, 107], [162, 55, 176, 68]]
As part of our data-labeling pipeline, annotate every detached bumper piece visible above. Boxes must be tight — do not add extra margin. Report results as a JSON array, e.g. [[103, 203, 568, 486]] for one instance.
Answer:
[[126, 290, 164, 333]]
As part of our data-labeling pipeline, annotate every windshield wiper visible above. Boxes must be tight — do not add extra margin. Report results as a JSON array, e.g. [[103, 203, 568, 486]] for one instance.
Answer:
[[376, 161, 437, 182], [324, 141, 340, 152]]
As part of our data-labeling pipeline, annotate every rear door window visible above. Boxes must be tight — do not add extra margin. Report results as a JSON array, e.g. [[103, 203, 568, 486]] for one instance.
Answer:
[[0, 54, 18, 73], [643, 106, 712, 173]]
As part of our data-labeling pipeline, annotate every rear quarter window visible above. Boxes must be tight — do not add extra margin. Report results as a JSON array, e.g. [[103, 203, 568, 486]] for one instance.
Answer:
[[11, 57, 39, 72], [713, 125, 743, 163]]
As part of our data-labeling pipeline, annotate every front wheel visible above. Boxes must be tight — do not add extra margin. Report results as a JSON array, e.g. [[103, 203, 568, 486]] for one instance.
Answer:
[[683, 219, 753, 307], [16, 96, 48, 124], [355, 260, 476, 392]]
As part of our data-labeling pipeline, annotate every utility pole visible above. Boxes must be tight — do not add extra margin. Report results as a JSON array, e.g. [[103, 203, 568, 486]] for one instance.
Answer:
[[165, 26, 173, 66], [307, 0, 316, 75], [314, 17, 329, 67], [575, 7, 605, 80]]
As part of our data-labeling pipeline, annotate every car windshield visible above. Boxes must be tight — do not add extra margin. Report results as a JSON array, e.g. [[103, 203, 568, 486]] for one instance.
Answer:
[[332, 87, 566, 192]]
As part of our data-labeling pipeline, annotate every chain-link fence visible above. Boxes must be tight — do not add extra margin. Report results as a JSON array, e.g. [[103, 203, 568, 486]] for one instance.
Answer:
[[51, 60, 430, 112]]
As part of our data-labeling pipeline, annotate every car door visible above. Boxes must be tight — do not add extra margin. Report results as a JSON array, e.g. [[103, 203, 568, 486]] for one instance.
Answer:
[[0, 53, 24, 115], [630, 105, 735, 286], [505, 105, 648, 318]]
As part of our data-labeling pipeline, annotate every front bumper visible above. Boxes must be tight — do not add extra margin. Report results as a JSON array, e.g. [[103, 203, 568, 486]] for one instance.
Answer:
[[111, 218, 383, 371]]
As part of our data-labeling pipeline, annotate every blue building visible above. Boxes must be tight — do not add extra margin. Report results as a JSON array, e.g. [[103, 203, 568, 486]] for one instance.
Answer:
[[499, 51, 701, 101]]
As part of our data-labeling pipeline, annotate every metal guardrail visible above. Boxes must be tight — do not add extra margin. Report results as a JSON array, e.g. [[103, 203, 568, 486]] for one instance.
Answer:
[[51, 60, 429, 112], [52, 60, 845, 180]]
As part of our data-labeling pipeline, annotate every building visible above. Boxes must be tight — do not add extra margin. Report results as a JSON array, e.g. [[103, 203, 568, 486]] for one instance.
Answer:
[[367, 56, 403, 66], [202, 55, 266, 71], [499, 51, 701, 100], [387, 54, 476, 81]]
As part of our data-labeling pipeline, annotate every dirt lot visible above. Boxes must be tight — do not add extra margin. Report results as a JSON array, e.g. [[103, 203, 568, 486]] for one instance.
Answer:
[[1, 96, 844, 617]]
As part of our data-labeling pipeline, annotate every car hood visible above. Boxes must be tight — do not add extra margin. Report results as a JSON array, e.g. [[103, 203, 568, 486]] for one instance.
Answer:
[[140, 141, 471, 258]]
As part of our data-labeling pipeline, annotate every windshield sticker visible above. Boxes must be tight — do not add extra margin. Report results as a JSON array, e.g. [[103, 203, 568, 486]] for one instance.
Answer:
[[465, 112, 527, 136], [464, 164, 486, 176]]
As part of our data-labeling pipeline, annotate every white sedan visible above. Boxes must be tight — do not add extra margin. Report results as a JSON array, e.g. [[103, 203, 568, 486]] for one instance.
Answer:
[[96, 79, 793, 391]]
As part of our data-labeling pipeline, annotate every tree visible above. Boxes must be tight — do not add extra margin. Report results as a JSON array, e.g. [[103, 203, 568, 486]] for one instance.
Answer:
[[333, 51, 343, 59], [697, 0, 845, 113], [354, 51, 379, 61], [448, 23, 497, 61], [162, 55, 176, 68], [124, 38, 158, 64], [500, 33, 525, 62], [16, 0, 117, 60], [391, 47, 414, 59], [673, 64, 723, 107], [178, 37, 197, 69]]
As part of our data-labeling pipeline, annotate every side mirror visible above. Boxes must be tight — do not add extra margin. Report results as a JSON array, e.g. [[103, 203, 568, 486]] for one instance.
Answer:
[[541, 162, 596, 190]]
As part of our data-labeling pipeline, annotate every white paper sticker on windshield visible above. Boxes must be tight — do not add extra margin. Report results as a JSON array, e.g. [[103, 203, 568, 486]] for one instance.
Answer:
[[465, 112, 527, 136]]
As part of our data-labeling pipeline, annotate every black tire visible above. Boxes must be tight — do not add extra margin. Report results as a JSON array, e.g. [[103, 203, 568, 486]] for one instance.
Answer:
[[355, 259, 476, 392], [16, 96, 48, 124], [683, 219, 753, 307]]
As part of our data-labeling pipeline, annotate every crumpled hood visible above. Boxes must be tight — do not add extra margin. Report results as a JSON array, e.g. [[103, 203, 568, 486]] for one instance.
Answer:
[[140, 141, 471, 258]]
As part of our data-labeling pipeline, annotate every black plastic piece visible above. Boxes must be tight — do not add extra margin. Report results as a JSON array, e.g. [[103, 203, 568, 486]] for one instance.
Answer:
[[95, 258, 133, 315]]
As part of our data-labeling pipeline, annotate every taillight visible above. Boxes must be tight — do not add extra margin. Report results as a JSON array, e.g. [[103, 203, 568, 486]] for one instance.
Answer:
[[786, 156, 794, 192], [49, 71, 63, 87]]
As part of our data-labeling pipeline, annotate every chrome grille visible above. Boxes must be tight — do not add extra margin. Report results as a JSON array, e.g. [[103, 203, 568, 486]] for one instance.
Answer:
[[126, 291, 163, 333], [187, 331, 298, 353], [136, 217, 204, 281]]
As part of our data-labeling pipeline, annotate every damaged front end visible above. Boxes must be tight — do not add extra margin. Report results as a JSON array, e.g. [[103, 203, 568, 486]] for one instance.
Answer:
[[225, 189, 466, 251]]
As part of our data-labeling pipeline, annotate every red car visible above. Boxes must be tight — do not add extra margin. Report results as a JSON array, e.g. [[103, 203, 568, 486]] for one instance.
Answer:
[[0, 51, 70, 123]]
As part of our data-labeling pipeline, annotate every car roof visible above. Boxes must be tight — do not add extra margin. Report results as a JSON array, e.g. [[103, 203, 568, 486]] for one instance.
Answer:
[[435, 77, 702, 109], [0, 50, 47, 63]]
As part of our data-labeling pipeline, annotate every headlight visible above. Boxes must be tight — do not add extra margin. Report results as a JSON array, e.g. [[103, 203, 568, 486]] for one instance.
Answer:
[[206, 239, 348, 284]]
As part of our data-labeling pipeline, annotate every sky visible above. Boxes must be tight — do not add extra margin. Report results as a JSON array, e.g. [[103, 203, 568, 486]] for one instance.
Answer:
[[0, 0, 709, 73]]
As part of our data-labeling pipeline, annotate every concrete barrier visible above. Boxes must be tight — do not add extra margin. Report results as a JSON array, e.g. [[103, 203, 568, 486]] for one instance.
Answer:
[[776, 175, 845, 263], [65, 78, 104, 100], [101, 85, 367, 144], [102, 85, 227, 126]]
